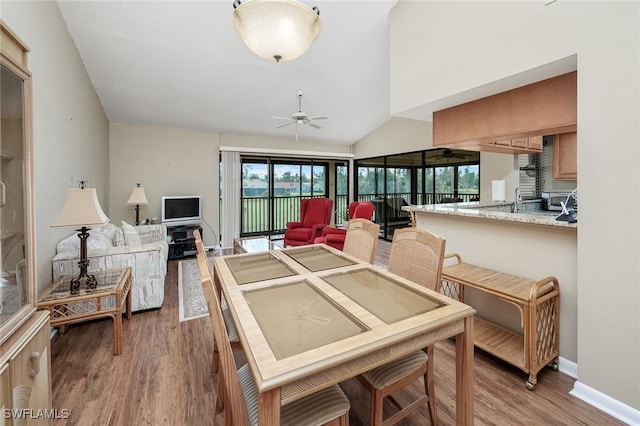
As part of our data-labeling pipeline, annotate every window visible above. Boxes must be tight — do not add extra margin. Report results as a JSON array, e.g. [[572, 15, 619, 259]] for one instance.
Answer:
[[355, 148, 480, 240], [238, 156, 333, 237]]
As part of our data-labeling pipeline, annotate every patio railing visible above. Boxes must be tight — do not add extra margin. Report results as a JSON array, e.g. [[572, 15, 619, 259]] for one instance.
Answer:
[[240, 192, 478, 236]]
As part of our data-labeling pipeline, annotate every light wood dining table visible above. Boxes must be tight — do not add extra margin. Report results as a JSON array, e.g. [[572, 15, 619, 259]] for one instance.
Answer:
[[212, 243, 476, 425]]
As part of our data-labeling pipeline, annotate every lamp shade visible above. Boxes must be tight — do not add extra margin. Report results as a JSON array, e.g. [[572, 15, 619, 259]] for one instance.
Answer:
[[51, 188, 110, 228], [127, 185, 148, 205], [232, 0, 321, 62]]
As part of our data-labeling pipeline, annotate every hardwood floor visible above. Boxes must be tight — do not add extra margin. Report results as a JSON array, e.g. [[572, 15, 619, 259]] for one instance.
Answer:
[[50, 240, 624, 425]]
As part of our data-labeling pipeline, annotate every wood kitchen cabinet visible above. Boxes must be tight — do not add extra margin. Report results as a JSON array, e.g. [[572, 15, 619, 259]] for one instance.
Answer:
[[553, 132, 577, 180], [484, 136, 543, 153]]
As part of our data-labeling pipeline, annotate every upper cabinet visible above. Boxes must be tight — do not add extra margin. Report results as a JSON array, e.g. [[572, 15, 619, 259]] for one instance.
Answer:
[[433, 72, 577, 154], [553, 132, 577, 180], [1, 21, 37, 343]]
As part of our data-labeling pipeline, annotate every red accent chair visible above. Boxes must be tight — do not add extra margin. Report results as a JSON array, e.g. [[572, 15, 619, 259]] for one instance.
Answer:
[[284, 197, 334, 247], [314, 201, 375, 250]]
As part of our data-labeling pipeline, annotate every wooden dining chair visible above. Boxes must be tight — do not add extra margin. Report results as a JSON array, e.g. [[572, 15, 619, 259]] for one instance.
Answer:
[[197, 252, 351, 426], [357, 227, 446, 426], [342, 218, 380, 264], [193, 230, 242, 376]]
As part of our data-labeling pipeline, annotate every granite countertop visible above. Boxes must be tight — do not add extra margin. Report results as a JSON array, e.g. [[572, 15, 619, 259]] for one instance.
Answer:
[[403, 201, 578, 229]]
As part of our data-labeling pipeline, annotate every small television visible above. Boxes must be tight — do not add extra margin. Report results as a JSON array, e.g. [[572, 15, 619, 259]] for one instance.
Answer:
[[161, 195, 202, 226]]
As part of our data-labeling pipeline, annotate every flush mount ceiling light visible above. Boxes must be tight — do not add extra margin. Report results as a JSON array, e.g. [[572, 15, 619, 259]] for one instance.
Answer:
[[232, 0, 321, 63]]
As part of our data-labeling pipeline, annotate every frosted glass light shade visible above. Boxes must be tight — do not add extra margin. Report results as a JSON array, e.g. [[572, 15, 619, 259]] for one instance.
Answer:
[[232, 0, 321, 62], [51, 188, 110, 228], [127, 186, 148, 205]]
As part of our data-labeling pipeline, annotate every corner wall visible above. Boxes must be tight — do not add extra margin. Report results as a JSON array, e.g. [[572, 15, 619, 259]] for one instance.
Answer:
[[390, 0, 640, 413], [1, 1, 110, 290]]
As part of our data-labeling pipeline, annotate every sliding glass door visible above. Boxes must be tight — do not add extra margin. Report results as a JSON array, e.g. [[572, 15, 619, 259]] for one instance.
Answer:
[[240, 157, 330, 237]]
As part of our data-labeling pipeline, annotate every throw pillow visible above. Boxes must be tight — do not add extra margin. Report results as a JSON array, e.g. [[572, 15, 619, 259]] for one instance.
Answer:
[[56, 230, 113, 254], [113, 228, 126, 247], [121, 221, 142, 246]]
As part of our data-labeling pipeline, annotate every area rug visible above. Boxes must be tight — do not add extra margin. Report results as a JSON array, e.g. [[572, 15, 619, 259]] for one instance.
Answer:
[[177, 258, 211, 322]]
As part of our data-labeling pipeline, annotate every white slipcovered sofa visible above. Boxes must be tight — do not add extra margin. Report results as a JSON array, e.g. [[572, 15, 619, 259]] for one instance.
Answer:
[[52, 222, 168, 312]]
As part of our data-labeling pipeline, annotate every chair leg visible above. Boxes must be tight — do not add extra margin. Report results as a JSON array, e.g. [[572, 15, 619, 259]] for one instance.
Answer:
[[371, 388, 384, 426], [212, 348, 220, 375], [426, 347, 437, 425], [216, 373, 225, 415], [340, 412, 349, 426]]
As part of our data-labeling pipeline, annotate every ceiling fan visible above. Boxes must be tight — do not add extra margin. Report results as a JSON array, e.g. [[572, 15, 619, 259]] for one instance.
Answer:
[[273, 90, 328, 141], [432, 148, 474, 161]]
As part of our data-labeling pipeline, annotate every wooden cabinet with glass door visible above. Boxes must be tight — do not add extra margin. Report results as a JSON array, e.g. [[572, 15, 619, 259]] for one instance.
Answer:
[[1, 20, 52, 422]]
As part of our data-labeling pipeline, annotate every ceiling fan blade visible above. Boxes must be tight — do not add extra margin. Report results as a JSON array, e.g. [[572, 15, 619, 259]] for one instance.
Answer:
[[273, 116, 293, 120], [308, 116, 329, 120], [276, 121, 295, 129], [308, 122, 322, 129]]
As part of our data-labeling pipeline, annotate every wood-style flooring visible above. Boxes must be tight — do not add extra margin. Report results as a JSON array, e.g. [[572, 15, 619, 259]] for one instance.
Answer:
[[50, 240, 624, 425]]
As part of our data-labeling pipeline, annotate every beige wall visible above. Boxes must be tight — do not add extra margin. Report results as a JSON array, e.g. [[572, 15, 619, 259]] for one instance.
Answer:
[[2, 1, 110, 291], [391, 0, 640, 412], [353, 117, 430, 159], [415, 212, 577, 361], [108, 128, 355, 248], [220, 133, 352, 157], [109, 124, 220, 247]]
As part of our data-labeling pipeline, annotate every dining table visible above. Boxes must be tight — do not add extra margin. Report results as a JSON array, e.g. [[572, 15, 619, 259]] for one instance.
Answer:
[[212, 243, 476, 425]]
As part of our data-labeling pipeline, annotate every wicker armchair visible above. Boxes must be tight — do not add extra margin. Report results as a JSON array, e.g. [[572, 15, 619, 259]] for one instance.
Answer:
[[357, 227, 446, 425], [342, 219, 380, 264]]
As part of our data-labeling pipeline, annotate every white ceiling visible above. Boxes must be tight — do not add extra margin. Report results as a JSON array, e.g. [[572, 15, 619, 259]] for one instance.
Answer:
[[57, 0, 398, 146]]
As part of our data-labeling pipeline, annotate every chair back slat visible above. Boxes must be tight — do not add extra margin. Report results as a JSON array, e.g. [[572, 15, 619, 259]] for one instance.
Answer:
[[342, 219, 380, 264], [194, 229, 205, 256], [196, 251, 250, 425], [387, 227, 446, 292]]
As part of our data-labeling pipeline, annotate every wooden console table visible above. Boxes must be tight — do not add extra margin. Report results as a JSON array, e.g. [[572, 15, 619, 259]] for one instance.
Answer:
[[441, 254, 560, 389], [37, 268, 132, 355]]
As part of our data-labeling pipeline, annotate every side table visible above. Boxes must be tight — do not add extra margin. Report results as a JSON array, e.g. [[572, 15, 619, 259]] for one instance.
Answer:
[[37, 268, 133, 355]]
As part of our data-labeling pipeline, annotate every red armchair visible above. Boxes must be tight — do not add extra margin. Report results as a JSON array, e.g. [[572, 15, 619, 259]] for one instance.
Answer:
[[314, 201, 375, 250], [284, 197, 334, 247]]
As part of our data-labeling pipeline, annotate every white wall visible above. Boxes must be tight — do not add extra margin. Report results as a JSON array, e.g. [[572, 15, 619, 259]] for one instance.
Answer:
[[109, 124, 220, 247], [391, 0, 640, 412], [1, 1, 110, 291]]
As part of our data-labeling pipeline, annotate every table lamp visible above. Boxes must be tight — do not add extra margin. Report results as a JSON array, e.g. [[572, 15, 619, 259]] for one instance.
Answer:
[[51, 181, 109, 295], [127, 183, 148, 225]]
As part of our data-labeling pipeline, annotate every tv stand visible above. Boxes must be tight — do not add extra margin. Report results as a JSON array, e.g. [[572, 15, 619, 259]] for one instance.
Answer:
[[166, 224, 202, 260]]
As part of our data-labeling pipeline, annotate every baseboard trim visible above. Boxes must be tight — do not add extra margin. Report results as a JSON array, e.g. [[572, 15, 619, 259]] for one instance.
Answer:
[[50, 327, 58, 340], [559, 356, 577, 378], [570, 381, 640, 425]]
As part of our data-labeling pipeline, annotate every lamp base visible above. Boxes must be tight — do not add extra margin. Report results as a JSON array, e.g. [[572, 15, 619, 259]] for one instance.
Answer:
[[71, 227, 97, 295], [69, 272, 98, 295]]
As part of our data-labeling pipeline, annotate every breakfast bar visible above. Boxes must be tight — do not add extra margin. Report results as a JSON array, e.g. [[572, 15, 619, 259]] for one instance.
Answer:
[[404, 202, 578, 372]]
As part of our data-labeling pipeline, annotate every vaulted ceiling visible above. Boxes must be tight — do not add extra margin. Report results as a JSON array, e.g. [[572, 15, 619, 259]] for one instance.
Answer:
[[57, 1, 398, 146]]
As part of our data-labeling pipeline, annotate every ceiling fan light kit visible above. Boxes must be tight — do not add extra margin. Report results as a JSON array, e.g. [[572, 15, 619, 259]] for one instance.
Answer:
[[274, 90, 328, 140], [232, 0, 321, 63]]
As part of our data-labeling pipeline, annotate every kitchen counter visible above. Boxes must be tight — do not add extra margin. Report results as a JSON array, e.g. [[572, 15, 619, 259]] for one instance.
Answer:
[[404, 200, 577, 364], [404, 201, 577, 229]]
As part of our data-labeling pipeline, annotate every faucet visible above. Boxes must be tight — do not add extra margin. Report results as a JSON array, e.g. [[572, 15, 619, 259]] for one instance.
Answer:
[[514, 187, 523, 213]]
